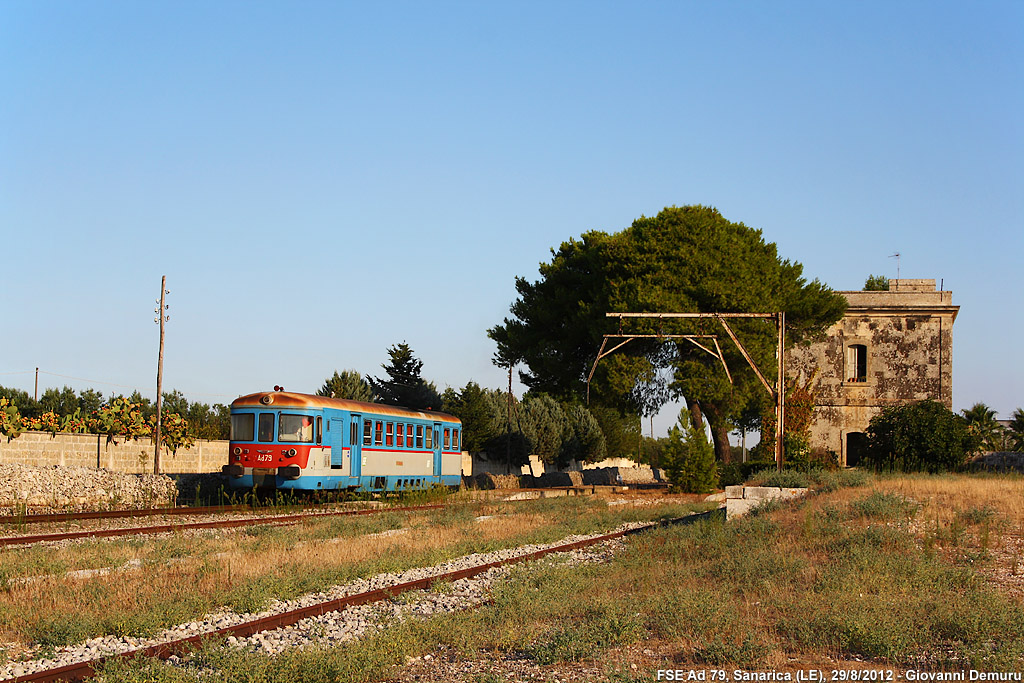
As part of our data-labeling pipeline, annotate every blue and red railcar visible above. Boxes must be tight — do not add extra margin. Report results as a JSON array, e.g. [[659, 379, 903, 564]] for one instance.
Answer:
[[222, 390, 463, 492]]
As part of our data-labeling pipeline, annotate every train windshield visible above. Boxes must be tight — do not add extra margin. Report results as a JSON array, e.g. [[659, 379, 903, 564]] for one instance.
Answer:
[[279, 414, 315, 443], [231, 414, 254, 441]]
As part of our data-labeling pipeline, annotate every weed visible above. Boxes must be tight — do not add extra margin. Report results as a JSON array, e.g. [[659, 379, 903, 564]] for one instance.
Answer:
[[692, 632, 770, 667], [849, 491, 918, 520], [748, 468, 810, 488], [28, 613, 94, 648], [527, 608, 645, 664], [957, 504, 998, 526]]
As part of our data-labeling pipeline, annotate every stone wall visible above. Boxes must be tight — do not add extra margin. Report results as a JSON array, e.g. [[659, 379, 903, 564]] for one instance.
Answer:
[[788, 279, 958, 466], [0, 431, 228, 474], [0, 464, 179, 511]]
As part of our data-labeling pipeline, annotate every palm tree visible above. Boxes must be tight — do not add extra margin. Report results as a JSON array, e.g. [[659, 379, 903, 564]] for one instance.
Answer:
[[961, 403, 1002, 452], [1008, 408, 1024, 452]]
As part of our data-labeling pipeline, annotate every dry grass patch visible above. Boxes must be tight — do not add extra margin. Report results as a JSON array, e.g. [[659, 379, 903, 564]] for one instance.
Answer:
[[0, 495, 703, 653]]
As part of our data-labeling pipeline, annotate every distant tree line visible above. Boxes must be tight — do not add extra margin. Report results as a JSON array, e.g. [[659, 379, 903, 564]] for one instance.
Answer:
[[0, 384, 230, 442], [316, 342, 610, 469]]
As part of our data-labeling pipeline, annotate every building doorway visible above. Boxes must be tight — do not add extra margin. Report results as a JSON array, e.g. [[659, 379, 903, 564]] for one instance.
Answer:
[[846, 432, 868, 467]]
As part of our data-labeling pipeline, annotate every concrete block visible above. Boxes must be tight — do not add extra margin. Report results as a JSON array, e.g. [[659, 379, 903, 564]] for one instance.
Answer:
[[743, 486, 781, 500], [725, 485, 744, 499]]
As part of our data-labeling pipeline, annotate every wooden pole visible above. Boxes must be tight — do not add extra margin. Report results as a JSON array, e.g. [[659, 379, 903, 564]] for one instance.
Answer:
[[34, 367, 38, 402], [776, 312, 785, 472], [506, 364, 512, 475], [155, 276, 167, 475]]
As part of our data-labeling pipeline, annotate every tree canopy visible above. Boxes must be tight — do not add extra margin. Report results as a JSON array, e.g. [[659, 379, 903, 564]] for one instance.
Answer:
[[369, 342, 442, 410], [961, 402, 1002, 452], [488, 205, 846, 462], [318, 370, 374, 402], [863, 274, 890, 291]]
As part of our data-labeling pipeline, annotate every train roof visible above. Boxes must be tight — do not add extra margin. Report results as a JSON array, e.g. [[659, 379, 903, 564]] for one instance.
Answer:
[[231, 391, 461, 424]]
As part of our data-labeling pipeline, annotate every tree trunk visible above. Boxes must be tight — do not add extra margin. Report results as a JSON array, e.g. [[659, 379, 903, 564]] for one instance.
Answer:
[[701, 402, 734, 464], [686, 396, 704, 433]]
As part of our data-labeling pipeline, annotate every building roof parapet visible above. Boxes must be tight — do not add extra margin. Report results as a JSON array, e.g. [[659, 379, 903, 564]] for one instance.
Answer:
[[838, 280, 957, 322]]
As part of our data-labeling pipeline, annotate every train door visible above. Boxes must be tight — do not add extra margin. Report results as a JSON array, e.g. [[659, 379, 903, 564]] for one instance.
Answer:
[[329, 417, 348, 474], [350, 413, 362, 483], [432, 422, 442, 477]]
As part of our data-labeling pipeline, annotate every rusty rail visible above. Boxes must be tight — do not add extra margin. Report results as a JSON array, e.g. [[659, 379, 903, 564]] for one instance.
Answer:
[[0, 505, 445, 548], [3, 511, 716, 683]]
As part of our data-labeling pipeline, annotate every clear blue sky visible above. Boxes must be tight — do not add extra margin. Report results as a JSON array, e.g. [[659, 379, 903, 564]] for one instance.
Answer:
[[2, 1, 1021, 438]]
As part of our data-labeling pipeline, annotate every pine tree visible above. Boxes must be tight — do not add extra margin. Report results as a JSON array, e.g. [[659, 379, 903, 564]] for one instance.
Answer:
[[369, 343, 442, 410], [318, 370, 374, 402], [664, 409, 718, 493]]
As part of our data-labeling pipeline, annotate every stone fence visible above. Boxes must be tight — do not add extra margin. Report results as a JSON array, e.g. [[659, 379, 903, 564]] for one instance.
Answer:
[[0, 431, 227, 474]]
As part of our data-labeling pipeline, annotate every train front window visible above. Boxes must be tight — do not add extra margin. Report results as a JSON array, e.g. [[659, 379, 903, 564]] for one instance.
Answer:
[[257, 414, 275, 442], [279, 414, 314, 443], [231, 414, 254, 441]]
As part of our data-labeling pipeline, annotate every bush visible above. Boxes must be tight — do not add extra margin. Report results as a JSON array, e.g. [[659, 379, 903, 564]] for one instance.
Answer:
[[864, 400, 975, 473], [717, 461, 771, 488]]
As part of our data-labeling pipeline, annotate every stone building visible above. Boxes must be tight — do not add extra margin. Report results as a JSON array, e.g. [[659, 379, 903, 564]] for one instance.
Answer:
[[787, 279, 958, 466]]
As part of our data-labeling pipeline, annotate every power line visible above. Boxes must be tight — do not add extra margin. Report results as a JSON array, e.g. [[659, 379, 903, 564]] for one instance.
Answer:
[[0, 369, 235, 400]]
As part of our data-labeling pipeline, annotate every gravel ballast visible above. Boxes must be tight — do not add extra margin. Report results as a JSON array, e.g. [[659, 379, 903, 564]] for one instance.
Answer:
[[0, 521, 653, 680]]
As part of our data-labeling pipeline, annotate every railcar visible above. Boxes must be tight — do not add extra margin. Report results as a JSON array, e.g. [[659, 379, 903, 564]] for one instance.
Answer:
[[221, 390, 463, 492]]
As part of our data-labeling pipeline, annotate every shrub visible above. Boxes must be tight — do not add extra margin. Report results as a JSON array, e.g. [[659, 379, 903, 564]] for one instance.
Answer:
[[864, 400, 975, 473]]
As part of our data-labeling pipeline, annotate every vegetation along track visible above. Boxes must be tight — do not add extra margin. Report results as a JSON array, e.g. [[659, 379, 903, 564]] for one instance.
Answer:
[[2, 510, 717, 683], [0, 504, 446, 548]]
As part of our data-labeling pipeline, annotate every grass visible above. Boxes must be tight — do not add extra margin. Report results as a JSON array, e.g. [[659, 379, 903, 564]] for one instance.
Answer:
[[27, 474, 1024, 681], [0, 495, 711, 650]]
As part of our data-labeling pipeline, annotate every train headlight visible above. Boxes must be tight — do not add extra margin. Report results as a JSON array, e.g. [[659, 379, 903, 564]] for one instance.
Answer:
[[287, 448, 297, 456], [233, 447, 242, 456]]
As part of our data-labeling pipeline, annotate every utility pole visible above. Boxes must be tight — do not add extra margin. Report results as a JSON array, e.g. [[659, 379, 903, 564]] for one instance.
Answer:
[[34, 368, 39, 402], [154, 276, 169, 475]]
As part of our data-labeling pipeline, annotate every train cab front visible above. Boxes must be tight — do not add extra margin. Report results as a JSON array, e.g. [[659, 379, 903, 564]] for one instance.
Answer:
[[224, 392, 322, 490]]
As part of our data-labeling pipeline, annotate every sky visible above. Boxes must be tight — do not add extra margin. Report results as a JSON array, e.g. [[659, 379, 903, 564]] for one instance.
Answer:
[[1, 1, 1021, 439]]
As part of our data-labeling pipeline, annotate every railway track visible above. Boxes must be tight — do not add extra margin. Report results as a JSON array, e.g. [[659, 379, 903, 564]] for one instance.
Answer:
[[0, 504, 445, 548], [3, 512, 714, 683], [0, 486, 607, 547]]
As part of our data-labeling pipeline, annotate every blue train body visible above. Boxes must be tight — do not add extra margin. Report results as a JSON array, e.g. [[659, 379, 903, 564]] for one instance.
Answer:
[[222, 390, 463, 492]]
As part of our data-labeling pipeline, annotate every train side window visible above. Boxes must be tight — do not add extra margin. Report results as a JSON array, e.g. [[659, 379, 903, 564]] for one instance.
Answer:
[[425, 427, 433, 449], [443, 428, 450, 450], [258, 413, 275, 442], [385, 422, 394, 447], [397, 423, 405, 447], [351, 417, 359, 446], [363, 420, 372, 446], [316, 417, 322, 445], [415, 425, 423, 448], [374, 420, 383, 446], [453, 429, 460, 451], [406, 423, 413, 445]]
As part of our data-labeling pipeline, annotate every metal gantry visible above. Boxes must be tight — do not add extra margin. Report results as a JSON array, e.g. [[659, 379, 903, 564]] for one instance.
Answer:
[[588, 312, 786, 471]]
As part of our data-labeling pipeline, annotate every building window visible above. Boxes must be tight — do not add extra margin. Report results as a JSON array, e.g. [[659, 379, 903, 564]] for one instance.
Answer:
[[846, 344, 867, 383]]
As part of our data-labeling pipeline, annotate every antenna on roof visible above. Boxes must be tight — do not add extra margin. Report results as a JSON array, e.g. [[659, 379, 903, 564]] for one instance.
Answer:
[[888, 252, 901, 281]]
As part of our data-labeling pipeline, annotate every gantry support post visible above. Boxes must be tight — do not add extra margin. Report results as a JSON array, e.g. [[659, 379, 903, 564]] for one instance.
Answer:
[[595, 312, 786, 471]]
